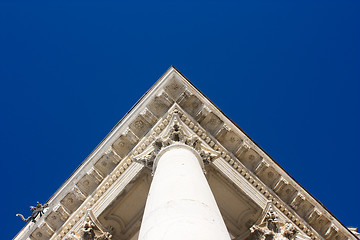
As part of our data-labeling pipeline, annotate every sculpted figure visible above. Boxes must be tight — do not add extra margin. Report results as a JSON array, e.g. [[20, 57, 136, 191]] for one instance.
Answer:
[[16, 202, 48, 223]]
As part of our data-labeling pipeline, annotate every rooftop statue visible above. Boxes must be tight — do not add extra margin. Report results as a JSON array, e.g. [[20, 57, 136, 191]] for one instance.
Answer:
[[16, 202, 48, 223]]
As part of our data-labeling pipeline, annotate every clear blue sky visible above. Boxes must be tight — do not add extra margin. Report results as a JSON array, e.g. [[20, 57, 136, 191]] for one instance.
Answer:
[[1, 1, 359, 239]]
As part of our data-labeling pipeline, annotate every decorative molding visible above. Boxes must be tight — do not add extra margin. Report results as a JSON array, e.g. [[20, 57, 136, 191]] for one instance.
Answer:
[[39, 105, 328, 240], [133, 109, 220, 174], [158, 107, 326, 240], [14, 67, 356, 240], [249, 202, 298, 240], [64, 210, 112, 240]]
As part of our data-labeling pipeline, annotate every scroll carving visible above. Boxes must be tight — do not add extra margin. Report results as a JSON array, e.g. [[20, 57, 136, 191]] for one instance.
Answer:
[[134, 109, 220, 173], [134, 139, 163, 169]]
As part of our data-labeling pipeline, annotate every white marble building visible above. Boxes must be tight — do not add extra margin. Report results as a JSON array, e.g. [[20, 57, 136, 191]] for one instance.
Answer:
[[14, 67, 358, 240]]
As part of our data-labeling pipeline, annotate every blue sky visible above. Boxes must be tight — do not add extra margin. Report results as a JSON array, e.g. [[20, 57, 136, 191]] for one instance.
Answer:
[[1, 1, 359, 238]]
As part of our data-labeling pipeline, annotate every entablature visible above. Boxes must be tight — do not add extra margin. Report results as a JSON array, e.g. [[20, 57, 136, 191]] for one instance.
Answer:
[[14, 67, 357, 240]]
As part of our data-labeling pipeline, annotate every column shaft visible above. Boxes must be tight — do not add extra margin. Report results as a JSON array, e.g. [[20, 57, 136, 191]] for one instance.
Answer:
[[139, 144, 231, 240]]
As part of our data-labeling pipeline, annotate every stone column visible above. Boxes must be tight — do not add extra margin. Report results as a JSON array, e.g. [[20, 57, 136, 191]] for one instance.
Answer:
[[138, 144, 231, 240]]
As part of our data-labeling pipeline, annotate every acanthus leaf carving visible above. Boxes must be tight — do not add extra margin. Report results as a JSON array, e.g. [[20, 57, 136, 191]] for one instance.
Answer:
[[134, 139, 163, 169], [133, 109, 220, 174], [65, 210, 112, 240], [249, 203, 298, 240]]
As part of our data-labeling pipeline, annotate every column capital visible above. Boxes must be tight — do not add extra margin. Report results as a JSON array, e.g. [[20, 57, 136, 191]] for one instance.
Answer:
[[138, 136, 231, 240], [134, 109, 220, 174]]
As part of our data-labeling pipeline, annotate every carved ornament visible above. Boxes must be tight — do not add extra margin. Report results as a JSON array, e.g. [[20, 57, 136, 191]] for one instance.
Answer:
[[250, 203, 297, 240], [65, 210, 112, 240], [133, 109, 220, 174]]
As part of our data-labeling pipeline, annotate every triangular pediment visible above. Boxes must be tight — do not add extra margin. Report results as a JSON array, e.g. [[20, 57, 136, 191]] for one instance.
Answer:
[[14, 67, 357, 240]]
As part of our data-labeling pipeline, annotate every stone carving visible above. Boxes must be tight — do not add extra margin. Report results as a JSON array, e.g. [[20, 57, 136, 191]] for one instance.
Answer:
[[165, 122, 184, 143], [16, 202, 48, 223], [65, 217, 112, 240], [134, 120, 144, 129], [134, 109, 220, 173], [134, 139, 163, 168], [282, 223, 297, 240], [185, 136, 220, 165], [95, 232, 112, 240], [264, 207, 280, 233], [249, 204, 297, 240], [79, 217, 96, 240]]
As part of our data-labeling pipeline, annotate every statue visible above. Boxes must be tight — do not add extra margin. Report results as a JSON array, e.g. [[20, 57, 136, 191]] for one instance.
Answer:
[[16, 202, 48, 223]]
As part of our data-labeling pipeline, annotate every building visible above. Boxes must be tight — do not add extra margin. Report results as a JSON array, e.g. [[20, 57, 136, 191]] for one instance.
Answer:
[[14, 67, 359, 240]]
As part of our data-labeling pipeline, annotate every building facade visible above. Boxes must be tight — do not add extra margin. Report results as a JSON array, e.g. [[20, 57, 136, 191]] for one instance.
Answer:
[[14, 67, 358, 240]]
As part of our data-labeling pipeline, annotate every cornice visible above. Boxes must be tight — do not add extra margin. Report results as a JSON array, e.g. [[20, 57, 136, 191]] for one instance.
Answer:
[[54, 107, 339, 240], [14, 67, 356, 240]]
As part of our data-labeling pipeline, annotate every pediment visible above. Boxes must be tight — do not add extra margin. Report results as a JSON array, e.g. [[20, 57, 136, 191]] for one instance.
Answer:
[[14, 67, 357, 240]]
